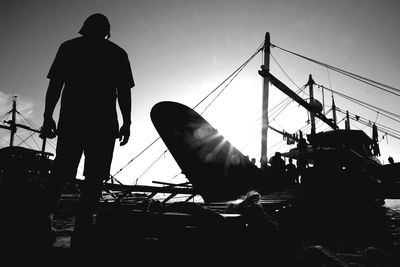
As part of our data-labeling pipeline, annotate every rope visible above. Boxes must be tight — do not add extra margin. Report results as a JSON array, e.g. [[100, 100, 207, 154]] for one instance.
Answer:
[[16, 131, 37, 148], [194, 43, 264, 110], [113, 43, 264, 177], [132, 150, 168, 185], [115, 40, 400, 179], [112, 136, 161, 177], [272, 44, 400, 96], [336, 108, 400, 139], [316, 83, 400, 123], [271, 53, 302, 89], [14, 135, 34, 149], [200, 59, 247, 115]]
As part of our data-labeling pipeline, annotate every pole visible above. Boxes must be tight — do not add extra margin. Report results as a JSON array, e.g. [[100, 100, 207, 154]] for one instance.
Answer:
[[263, 72, 338, 130], [9, 96, 17, 147], [321, 86, 325, 115], [331, 95, 337, 126], [260, 32, 270, 165], [41, 137, 47, 153], [345, 110, 350, 129], [308, 74, 316, 134]]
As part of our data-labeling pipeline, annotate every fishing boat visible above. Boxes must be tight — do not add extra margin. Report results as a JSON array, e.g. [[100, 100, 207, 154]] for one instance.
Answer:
[[144, 32, 400, 206], [1, 33, 400, 264], [2, 32, 400, 206], [0, 97, 53, 202]]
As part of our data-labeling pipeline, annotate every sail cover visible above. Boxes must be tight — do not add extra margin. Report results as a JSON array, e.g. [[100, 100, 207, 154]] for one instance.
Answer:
[[150, 101, 265, 202]]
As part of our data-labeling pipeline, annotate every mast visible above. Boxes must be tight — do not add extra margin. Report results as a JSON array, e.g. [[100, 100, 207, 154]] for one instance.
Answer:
[[331, 95, 337, 126], [345, 110, 350, 130], [260, 32, 270, 165], [9, 96, 17, 147], [260, 71, 338, 130], [2, 96, 48, 152], [307, 74, 316, 134]]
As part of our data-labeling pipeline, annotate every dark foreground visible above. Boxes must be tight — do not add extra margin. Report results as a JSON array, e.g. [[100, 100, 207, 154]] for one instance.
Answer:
[[1, 190, 400, 266]]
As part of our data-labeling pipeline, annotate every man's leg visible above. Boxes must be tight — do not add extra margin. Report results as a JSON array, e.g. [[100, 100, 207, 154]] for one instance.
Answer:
[[43, 134, 83, 214], [71, 136, 115, 248], [41, 133, 83, 248]]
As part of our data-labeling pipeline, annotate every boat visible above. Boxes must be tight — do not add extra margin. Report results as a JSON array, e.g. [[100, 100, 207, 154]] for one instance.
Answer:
[[144, 32, 400, 206], [1, 32, 400, 264], [0, 97, 54, 203], [2, 32, 400, 206]]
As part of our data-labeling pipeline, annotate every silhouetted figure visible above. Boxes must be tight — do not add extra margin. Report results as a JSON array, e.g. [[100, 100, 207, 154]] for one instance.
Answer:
[[269, 152, 285, 171], [260, 156, 269, 172], [251, 157, 256, 165], [388, 156, 394, 164], [269, 152, 285, 187], [297, 136, 308, 151], [40, 13, 134, 248], [285, 158, 298, 185], [296, 136, 308, 183]]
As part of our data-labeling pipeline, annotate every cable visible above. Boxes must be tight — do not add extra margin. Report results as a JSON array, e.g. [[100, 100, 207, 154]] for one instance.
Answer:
[[272, 44, 400, 96], [132, 150, 168, 185], [316, 83, 400, 123], [113, 43, 264, 177], [193, 43, 264, 111], [112, 136, 161, 177]]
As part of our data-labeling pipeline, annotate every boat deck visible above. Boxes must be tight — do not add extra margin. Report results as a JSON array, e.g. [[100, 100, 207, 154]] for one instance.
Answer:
[[1, 186, 399, 266], [45, 187, 399, 266]]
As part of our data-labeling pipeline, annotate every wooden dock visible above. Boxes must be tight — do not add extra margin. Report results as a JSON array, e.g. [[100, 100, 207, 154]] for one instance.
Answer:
[[38, 187, 397, 266], [1, 185, 399, 266]]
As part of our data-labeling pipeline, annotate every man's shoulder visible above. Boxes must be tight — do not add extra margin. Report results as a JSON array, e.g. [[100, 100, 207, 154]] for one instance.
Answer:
[[58, 37, 85, 52], [104, 40, 128, 56], [61, 36, 84, 46], [59, 37, 126, 53]]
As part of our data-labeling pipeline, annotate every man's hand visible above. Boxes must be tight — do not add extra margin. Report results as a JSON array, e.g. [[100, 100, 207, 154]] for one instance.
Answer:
[[118, 123, 130, 146], [39, 117, 57, 139]]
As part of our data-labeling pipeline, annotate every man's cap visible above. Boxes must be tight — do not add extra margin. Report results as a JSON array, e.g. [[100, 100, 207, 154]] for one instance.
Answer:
[[79, 13, 111, 39]]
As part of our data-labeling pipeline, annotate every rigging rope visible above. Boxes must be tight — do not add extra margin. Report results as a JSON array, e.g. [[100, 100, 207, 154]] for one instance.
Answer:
[[272, 44, 400, 96], [200, 58, 248, 115], [315, 83, 400, 123], [114, 40, 400, 180], [194, 43, 264, 111], [16, 131, 37, 148], [113, 43, 264, 178], [132, 150, 168, 185], [336, 108, 400, 139], [112, 136, 161, 177], [271, 53, 302, 89]]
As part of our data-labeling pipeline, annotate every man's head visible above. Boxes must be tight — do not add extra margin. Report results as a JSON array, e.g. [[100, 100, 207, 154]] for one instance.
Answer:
[[79, 13, 111, 39]]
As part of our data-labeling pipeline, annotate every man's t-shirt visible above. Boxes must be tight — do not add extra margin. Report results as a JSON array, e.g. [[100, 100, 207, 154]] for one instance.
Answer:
[[47, 36, 134, 138]]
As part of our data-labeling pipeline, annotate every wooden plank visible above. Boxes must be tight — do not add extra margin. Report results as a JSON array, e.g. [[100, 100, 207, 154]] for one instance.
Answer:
[[309, 245, 352, 267], [103, 183, 197, 195]]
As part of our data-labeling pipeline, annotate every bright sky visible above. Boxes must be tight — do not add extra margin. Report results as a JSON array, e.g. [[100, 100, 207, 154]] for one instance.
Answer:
[[1, 0, 400, 186]]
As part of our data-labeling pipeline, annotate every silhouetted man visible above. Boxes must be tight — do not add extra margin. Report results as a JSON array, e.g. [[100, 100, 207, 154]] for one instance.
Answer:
[[269, 152, 285, 188], [285, 158, 298, 185], [40, 13, 134, 248]]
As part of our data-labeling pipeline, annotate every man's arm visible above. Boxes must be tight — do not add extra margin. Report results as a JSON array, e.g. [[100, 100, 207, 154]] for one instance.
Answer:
[[44, 79, 64, 118], [117, 86, 132, 146], [40, 79, 64, 139]]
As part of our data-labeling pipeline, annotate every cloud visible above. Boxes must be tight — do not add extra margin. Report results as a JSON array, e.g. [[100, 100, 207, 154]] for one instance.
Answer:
[[339, 34, 355, 48], [0, 91, 36, 146], [0, 91, 35, 120]]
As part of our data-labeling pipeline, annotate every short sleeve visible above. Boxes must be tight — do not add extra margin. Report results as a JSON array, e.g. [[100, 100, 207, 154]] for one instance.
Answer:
[[116, 51, 135, 89], [47, 43, 68, 81]]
